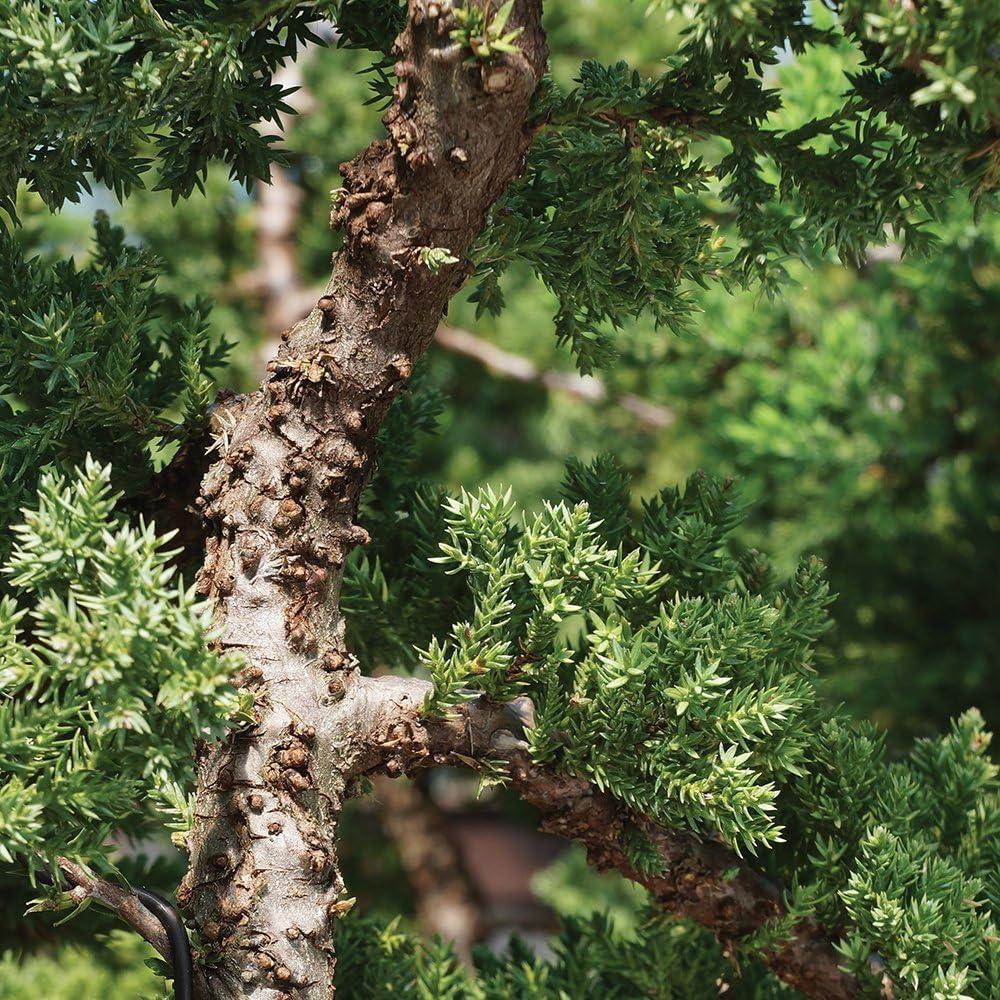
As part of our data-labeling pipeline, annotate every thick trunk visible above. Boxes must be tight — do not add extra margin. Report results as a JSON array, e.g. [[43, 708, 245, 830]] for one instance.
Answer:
[[177, 5, 859, 999], [178, 4, 547, 997]]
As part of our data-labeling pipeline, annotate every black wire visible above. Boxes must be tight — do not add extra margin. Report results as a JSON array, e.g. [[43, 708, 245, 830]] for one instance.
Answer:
[[134, 886, 195, 1000]]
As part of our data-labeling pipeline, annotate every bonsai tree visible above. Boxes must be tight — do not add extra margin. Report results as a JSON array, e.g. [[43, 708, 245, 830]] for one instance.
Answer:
[[1, 1, 999, 998]]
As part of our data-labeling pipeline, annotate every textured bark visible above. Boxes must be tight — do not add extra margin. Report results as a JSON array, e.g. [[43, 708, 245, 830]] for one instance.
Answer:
[[179, 3, 860, 997], [345, 676, 859, 1000], [178, 3, 548, 997]]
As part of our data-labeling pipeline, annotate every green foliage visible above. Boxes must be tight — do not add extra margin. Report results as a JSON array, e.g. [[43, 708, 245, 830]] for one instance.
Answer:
[[647, 0, 1000, 130], [335, 909, 788, 998], [473, 61, 721, 372], [421, 461, 828, 856], [0, 212, 228, 556], [0, 0, 328, 211], [331, 0, 406, 107], [777, 709, 1000, 998], [840, 0, 1000, 127], [0, 458, 241, 875], [451, 1, 525, 65], [469, 0, 1000, 369], [0, 931, 164, 1000], [334, 0, 406, 57], [416, 459, 1000, 996], [418, 246, 461, 273], [643, 194, 1000, 735]]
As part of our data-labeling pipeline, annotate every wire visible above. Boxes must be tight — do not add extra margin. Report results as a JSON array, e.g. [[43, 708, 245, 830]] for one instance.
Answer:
[[134, 885, 195, 1000]]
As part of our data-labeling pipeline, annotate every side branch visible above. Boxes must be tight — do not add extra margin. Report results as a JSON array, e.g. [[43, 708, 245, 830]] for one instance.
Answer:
[[345, 675, 857, 1000], [54, 858, 172, 960], [46, 859, 206, 997]]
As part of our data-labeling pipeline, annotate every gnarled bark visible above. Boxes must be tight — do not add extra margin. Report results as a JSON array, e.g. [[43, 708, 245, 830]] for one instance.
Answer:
[[179, 3, 548, 997]]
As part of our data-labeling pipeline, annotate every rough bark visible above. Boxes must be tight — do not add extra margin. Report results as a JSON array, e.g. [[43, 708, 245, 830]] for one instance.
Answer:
[[343, 675, 859, 1000], [179, 3, 548, 997]]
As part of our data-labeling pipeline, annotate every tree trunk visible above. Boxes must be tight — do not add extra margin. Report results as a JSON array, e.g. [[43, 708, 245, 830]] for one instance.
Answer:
[[177, 4, 548, 997]]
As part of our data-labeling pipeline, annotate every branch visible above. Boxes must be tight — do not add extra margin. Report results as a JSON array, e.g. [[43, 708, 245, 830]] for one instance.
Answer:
[[241, 259, 675, 427], [435, 324, 674, 429], [54, 859, 171, 957], [372, 774, 483, 959], [342, 674, 858, 1000]]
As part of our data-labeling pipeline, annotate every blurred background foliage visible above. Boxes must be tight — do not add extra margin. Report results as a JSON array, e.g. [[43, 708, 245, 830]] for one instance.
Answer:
[[2, 0, 997, 994]]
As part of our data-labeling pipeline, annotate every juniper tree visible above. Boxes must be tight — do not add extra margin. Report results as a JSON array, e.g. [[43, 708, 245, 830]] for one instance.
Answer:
[[2, 2, 1000, 999]]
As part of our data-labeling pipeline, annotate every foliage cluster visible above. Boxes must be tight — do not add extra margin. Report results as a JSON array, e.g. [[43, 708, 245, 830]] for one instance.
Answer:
[[335, 910, 787, 998], [470, 0, 999, 370], [0, 459, 241, 878], [417, 465, 824, 855], [386, 457, 1000, 998], [0, 212, 227, 556]]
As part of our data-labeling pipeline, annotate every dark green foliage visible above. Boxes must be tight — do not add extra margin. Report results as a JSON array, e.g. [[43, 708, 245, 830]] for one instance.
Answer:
[[647, 196, 1000, 736], [0, 213, 228, 555], [0, 0, 324, 210], [561, 454, 633, 545], [342, 366, 473, 670], [839, 0, 1000, 128], [470, 0, 999, 371], [420, 460, 828, 855], [776, 710, 1000, 997], [415, 457, 1000, 996], [473, 62, 720, 371], [335, 0, 406, 55], [333, 0, 407, 106]]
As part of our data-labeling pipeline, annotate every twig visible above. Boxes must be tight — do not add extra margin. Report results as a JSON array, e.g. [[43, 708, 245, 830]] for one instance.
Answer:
[[239, 264, 675, 429]]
